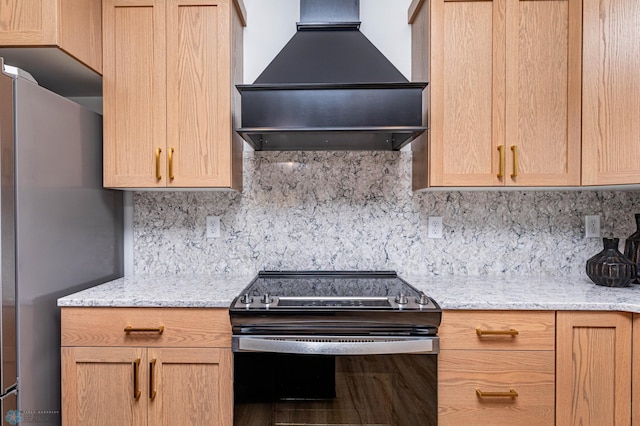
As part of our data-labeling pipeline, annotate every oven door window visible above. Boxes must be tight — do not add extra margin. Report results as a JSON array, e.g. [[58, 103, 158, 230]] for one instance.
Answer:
[[234, 353, 437, 426]]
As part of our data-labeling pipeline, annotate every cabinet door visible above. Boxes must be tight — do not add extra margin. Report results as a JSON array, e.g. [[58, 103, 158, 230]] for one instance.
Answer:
[[504, 0, 581, 186], [103, 0, 167, 188], [582, 0, 640, 185], [0, 0, 57, 45], [556, 311, 632, 426], [61, 347, 148, 426], [165, 0, 234, 188], [149, 347, 232, 426], [429, 0, 506, 187]]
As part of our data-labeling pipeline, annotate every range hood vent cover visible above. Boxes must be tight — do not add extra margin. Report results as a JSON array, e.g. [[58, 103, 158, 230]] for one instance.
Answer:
[[237, 0, 427, 151]]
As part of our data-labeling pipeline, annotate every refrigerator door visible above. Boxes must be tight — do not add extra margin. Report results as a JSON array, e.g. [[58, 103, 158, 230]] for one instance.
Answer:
[[13, 77, 123, 422], [0, 69, 17, 397]]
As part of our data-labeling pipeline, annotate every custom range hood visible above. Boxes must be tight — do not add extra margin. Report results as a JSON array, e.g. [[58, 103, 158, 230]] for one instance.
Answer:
[[237, 0, 427, 151]]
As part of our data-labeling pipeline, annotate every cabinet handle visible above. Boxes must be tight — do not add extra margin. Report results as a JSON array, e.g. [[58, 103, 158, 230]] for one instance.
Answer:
[[149, 358, 157, 400], [497, 145, 505, 178], [133, 358, 141, 400], [155, 148, 162, 180], [476, 328, 519, 336], [168, 147, 175, 180], [476, 389, 518, 398], [510, 145, 518, 178], [124, 326, 165, 334]]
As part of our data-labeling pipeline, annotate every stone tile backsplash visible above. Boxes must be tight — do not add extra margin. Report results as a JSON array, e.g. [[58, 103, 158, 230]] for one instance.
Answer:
[[134, 151, 640, 276]]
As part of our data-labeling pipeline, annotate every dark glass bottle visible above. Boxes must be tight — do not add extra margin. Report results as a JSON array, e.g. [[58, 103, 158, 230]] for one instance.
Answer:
[[586, 238, 637, 287], [623, 214, 640, 284]]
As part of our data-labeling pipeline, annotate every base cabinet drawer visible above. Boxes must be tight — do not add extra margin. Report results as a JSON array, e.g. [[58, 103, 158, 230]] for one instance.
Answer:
[[438, 350, 555, 426]]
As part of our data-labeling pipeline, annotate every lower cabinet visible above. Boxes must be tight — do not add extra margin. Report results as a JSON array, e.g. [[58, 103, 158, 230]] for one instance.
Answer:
[[60, 308, 233, 426], [556, 311, 633, 426], [438, 311, 555, 425]]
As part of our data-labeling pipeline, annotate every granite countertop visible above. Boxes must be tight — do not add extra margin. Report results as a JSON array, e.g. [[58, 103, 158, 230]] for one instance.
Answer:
[[57, 274, 640, 313]]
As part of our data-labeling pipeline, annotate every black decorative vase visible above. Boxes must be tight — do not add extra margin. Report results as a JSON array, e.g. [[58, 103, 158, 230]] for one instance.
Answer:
[[624, 214, 640, 284], [586, 238, 637, 287]]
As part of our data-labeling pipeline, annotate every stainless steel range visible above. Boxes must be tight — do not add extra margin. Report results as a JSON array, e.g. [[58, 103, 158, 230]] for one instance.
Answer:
[[230, 271, 441, 426]]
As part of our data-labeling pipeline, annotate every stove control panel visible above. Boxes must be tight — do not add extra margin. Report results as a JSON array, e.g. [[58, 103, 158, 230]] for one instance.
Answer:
[[232, 294, 439, 311]]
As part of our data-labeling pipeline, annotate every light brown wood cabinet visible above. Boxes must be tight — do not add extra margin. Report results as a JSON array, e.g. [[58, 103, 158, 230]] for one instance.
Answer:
[[102, 0, 245, 189], [556, 311, 633, 426], [0, 0, 102, 95], [437, 310, 555, 425], [409, 0, 582, 189], [61, 307, 233, 426], [581, 0, 640, 185], [0, 0, 102, 73]]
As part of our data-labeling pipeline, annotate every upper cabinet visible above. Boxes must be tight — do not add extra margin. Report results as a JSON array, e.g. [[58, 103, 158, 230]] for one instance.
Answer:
[[0, 0, 102, 95], [410, 0, 582, 189], [102, 0, 245, 189], [581, 0, 640, 185]]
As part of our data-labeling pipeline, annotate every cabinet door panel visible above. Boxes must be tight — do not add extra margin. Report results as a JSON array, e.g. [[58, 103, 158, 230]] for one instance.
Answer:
[[430, 0, 505, 187], [61, 347, 147, 426], [0, 0, 56, 44], [582, 0, 640, 185], [149, 348, 233, 426], [505, 0, 581, 186], [103, 0, 167, 188], [556, 311, 632, 426], [166, 0, 232, 188]]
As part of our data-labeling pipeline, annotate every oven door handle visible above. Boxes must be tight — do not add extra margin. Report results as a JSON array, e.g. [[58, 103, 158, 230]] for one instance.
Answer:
[[233, 336, 439, 355]]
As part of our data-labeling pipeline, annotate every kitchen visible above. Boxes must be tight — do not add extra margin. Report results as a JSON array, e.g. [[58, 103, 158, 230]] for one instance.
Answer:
[[2, 0, 640, 424]]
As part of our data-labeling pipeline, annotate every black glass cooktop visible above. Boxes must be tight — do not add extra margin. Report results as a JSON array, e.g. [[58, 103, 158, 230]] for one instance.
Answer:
[[231, 271, 438, 311], [247, 271, 421, 298]]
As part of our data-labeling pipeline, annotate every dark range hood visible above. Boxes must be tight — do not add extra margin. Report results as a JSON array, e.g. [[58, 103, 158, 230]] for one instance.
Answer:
[[237, 0, 427, 151]]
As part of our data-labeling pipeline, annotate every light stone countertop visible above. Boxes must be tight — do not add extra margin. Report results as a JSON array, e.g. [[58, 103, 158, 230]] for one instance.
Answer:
[[57, 274, 640, 313]]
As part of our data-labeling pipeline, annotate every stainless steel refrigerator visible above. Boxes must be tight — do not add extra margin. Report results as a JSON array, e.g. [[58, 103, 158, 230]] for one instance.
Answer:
[[0, 59, 123, 425]]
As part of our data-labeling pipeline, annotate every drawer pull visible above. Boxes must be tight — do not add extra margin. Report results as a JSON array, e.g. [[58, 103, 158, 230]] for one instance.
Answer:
[[476, 328, 519, 336], [124, 326, 165, 334], [133, 358, 141, 401], [149, 358, 157, 400], [476, 389, 519, 398]]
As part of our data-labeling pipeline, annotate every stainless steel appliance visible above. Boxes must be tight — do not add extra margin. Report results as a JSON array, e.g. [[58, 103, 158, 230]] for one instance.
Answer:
[[0, 59, 123, 425], [230, 271, 441, 425]]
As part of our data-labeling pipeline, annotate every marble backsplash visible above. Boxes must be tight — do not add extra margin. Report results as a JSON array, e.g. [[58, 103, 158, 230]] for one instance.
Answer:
[[134, 151, 640, 276]]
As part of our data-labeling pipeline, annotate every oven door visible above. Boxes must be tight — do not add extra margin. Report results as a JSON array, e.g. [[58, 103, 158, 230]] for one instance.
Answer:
[[233, 335, 439, 426]]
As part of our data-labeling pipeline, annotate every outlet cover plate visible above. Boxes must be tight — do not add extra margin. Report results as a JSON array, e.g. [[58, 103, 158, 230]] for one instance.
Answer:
[[428, 217, 443, 239], [585, 215, 600, 238]]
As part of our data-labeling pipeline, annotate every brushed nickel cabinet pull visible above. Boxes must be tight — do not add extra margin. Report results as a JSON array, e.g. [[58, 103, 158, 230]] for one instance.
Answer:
[[168, 147, 175, 180], [476, 328, 519, 336], [133, 358, 141, 400], [497, 145, 505, 178], [511, 145, 518, 178], [124, 326, 165, 334], [149, 358, 157, 400], [476, 389, 519, 398], [155, 148, 162, 180]]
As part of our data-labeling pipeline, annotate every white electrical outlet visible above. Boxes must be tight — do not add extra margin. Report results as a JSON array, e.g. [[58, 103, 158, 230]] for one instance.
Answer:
[[428, 217, 443, 239], [206, 216, 221, 238], [585, 215, 600, 238]]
